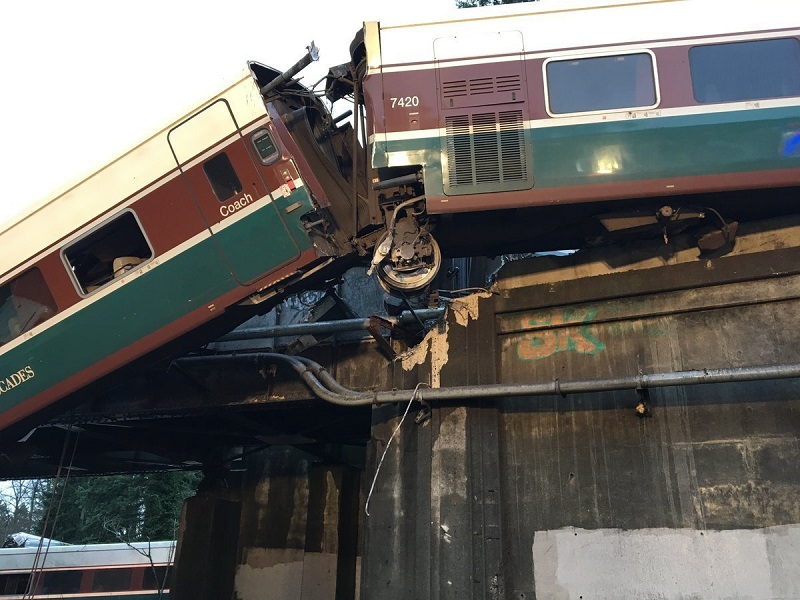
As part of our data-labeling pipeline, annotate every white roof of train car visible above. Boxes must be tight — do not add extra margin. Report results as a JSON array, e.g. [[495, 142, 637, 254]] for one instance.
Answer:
[[372, 0, 800, 67], [0, 540, 175, 572]]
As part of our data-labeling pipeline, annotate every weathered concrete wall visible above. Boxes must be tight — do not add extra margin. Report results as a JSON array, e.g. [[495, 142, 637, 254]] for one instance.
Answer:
[[172, 494, 241, 600], [234, 450, 361, 600], [170, 216, 800, 600], [361, 217, 800, 599], [173, 448, 361, 600]]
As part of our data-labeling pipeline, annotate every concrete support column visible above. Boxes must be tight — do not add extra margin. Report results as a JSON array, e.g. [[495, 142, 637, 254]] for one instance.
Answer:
[[361, 292, 503, 599], [171, 492, 242, 600], [233, 448, 361, 600], [171, 448, 361, 600]]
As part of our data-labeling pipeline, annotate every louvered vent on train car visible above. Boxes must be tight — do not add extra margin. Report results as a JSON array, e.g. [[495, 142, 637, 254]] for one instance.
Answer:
[[434, 31, 531, 197], [441, 75, 523, 108], [443, 109, 532, 195]]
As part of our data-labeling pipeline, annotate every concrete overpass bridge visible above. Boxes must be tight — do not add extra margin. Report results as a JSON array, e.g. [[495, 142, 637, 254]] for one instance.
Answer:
[[3, 214, 800, 599]]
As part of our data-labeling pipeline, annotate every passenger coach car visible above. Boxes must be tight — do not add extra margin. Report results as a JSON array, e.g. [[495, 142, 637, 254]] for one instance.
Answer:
[[0, 541, 173, 598], [342, 0, 800, 288], [0, 59, 362, 435]]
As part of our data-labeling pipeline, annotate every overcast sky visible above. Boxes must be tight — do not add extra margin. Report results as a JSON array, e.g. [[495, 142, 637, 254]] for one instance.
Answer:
[[0, 0, 454, 227]]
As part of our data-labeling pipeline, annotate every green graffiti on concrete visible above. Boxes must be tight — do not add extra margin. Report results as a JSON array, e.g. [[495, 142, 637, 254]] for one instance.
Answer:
[[517, 306, 606, 361]]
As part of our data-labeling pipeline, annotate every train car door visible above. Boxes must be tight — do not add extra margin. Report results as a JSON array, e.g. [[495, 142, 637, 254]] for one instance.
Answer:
[[168, 100, 302, 285]]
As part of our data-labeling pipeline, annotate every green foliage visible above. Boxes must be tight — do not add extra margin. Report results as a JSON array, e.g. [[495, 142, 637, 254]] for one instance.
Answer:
[[456, 0, 538, 7], [34, 472, 201, 544]]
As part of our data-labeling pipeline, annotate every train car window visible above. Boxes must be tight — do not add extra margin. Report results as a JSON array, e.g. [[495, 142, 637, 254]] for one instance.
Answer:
[[545, 52, 657, 115], [39, 569, 82, 594], [251, 129, 281, 165], [92, 567, 133, 592], [203, 152, 243, 201], [690, 38, 800, 103], [0, 268, 57, 345], [0, 572, 30, 594], [142, 565, 171, 590], [63, 211, 154, 295]]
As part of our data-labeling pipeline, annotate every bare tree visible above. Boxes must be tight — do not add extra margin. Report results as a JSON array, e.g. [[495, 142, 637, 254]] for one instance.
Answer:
[[0, 479, 45, 541], [103, 520, 177, 599]]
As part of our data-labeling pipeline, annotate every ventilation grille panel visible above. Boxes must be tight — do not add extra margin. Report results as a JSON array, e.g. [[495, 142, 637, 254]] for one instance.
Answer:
[[498, 110, 527, 182], [444, 110, 531, 195], [441, 75, 523, 108], [442, 80, 468, 99]]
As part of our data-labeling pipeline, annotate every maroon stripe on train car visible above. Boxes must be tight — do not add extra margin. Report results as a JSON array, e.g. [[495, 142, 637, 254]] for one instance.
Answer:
[[80, 569, 93, 594], [426, 168, 800, 214], [373, 33, 800, 134], [2, 114, 272, 282], [137, 174, 209, 257], [130, 567, 145, 591], [37, 251, 82, 313], [3, 114, 295, 323], [2, 247, 319, 429], [654, 45, 695, 108], [363, 75, 387, 141]]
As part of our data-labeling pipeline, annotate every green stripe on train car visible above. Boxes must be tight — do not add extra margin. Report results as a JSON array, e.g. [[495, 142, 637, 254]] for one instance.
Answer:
[[373, 106, 800, 192], [212, 188, 315, 283], [531, 106, 800, 188], [0, 190, 314, 418]]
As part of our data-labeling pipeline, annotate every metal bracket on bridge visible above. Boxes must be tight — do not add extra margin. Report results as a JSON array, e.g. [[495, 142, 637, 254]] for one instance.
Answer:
[[367, 316, 399, 360]]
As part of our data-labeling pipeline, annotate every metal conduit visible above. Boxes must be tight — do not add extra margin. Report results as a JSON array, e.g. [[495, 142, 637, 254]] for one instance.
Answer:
[[176, 353, 800, 408], [216, 308, 444, 342], [293, 355, 370, 398], [177, 353, 373, 406]]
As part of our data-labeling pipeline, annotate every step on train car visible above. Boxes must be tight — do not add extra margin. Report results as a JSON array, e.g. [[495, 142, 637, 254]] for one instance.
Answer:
[[0, 541, 174, 598], [320, 0, 800, 289]]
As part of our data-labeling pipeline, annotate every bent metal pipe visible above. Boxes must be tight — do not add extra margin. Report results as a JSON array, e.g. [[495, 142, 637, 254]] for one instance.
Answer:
[[177, 353, 800, 407]]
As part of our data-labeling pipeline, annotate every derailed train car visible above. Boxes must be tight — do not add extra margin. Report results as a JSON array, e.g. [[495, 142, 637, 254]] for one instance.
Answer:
[[2, 0, 800, 434], [0, 56, 370, 434], [321, 0, 800, 290], [0, 540, 173, 598]]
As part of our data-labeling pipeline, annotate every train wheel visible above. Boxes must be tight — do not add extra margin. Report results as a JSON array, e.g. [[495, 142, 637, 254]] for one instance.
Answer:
[[375, 227, 442, 294]]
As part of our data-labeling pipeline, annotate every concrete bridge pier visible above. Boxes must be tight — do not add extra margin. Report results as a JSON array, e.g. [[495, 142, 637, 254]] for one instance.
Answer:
[[360, 217, 800, 599], [171, 489, 241, 599], [172, 448, 361, 600], [170, 215, 800, 599]]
